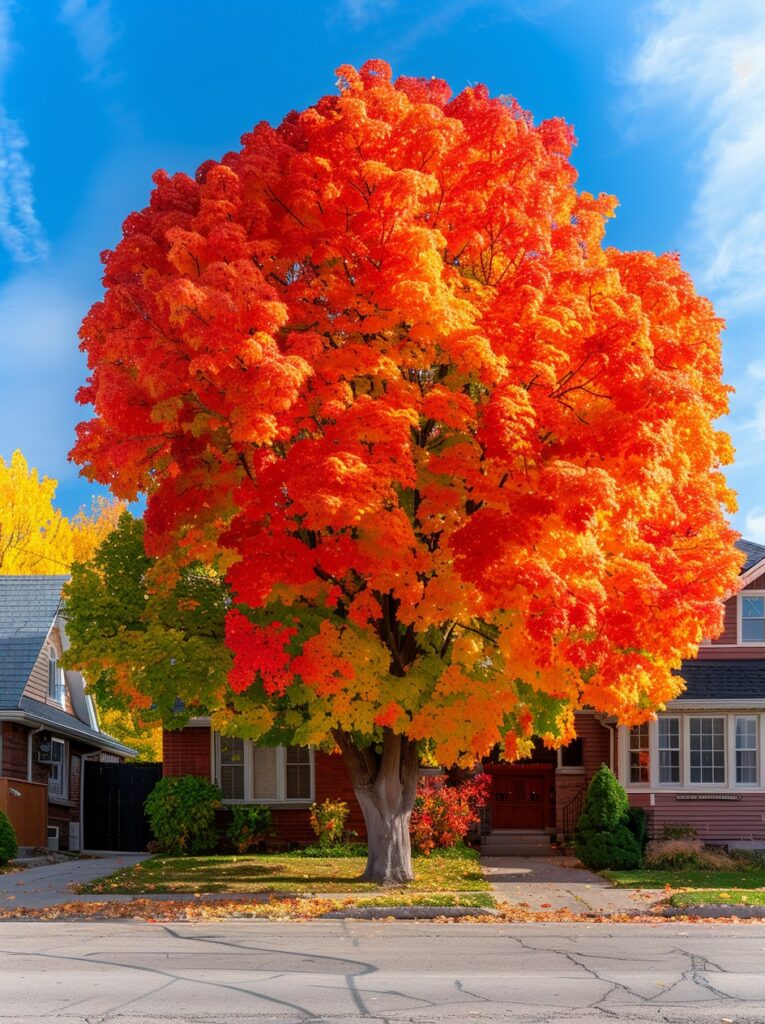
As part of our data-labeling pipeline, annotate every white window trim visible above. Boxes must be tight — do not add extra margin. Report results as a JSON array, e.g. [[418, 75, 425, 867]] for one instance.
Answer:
[[687, 714, 727, 788], [734, 715, 759, 787], [738, 591, 765, 645], [620, 713, 764, 792], [213, 734, 315, 805], [48, 737, 67, 800]]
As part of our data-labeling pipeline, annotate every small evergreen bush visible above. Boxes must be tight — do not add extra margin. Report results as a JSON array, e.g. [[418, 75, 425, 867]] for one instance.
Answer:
[[0, 810, 18, 864], [226, 804, 274, 854], [144, 775, 221, 855], [626, 805, 648, 854], [574, 765, 641, 871]]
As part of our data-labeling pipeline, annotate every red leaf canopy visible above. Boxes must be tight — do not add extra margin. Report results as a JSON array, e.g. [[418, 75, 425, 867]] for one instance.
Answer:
[[72, 60, 740, 763]]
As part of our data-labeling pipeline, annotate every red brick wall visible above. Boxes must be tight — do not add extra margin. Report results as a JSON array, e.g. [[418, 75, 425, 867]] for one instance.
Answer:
[[1, 723, 28, 779], [162, 728, 367, 844], [554, 712, 613, 835], [163, 727, 212, 778]]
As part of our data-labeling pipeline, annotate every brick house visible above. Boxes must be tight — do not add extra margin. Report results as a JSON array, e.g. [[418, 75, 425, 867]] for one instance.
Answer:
[[163, 538, 765, 851], [0, 577, 135, 851]]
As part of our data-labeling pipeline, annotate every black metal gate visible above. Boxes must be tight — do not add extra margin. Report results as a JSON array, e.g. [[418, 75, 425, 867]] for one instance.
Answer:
[[83, 761, 162, 852]]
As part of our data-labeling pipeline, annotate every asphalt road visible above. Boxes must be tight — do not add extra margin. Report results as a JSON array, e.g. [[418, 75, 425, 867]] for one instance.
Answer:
[[1, 920, 764, 1023]]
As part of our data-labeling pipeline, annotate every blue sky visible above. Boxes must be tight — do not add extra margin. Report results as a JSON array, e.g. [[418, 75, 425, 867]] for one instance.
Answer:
[[0, 0, 763, 539]]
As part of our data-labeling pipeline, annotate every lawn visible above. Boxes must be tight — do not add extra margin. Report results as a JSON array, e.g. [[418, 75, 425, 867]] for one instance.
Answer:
[[669, 889, 765, 908], [604, 868, 765, 890], [79, 846, 490, 896]]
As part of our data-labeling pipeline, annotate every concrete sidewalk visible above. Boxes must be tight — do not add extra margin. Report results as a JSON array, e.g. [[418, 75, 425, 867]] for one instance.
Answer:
[[481, 855, 660, 914], [0, 854, 148, 909]]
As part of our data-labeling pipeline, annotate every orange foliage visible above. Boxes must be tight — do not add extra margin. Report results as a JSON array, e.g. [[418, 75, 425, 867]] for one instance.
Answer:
[[72, 60, 741, 765]]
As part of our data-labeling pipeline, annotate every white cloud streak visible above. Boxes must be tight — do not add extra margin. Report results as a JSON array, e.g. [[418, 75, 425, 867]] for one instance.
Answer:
[[0, 1, 46, 264], [630, 1, 765, 314], [59, 0, 117, 83]]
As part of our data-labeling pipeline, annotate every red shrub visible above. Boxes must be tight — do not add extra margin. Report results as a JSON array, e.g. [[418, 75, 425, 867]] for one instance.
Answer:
[[410, 773, 491, 855]]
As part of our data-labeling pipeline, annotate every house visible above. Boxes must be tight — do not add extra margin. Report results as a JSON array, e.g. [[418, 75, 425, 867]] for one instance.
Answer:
[[0, 576, 136, 851], [162, 538, 765, 851]]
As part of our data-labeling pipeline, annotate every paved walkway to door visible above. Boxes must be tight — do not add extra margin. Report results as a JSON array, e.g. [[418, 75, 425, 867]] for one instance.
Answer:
[[482, 855, 661, 915], [0, 854, 148, 909]]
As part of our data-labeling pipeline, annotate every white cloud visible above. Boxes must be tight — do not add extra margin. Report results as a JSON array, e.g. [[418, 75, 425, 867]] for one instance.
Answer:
[[745, 509, 765, 545], [59, 0, 117, 84], [0, 3, 46, 264], [630, 1, 765, 315], [333, 0, 396, 29]]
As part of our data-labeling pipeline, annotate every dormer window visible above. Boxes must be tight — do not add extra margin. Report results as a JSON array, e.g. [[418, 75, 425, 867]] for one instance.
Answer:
[[741, 595, 765, 643], [47, 647, 65, 704]]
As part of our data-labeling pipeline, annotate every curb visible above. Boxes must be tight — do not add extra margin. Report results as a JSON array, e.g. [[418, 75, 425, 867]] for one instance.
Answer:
[[662, 904, 765, 920], [321, 905, 500, 920]]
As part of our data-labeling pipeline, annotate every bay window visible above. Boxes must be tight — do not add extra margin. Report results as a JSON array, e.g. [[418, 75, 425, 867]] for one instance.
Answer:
[[658, 717, 680, 784], [735, 716, 758, 784], [215, 736, 314, 803], [628, 723, 650, 783], [688, 717, 726, 784]]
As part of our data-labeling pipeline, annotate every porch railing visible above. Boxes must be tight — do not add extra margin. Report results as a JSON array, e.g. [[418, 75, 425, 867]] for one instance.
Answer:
[[561, 788, 585, 844]]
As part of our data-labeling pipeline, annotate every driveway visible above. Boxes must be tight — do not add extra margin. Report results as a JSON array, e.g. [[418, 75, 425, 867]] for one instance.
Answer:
[[482, 855, 660, 914], [0, 855, 148, 909]]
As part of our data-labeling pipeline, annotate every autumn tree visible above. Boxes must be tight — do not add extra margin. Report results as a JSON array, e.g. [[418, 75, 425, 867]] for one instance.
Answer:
[[0, 449, 121, 574], [70, 61, 741, 883]]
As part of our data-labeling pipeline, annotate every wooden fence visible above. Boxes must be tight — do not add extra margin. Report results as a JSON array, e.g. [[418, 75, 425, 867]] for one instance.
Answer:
[[0, 778, 47, 847]]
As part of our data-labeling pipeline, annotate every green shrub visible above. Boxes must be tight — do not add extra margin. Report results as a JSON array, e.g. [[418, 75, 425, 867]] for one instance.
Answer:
[[644, 839, 736, 870], [626, 805, 648, 854], [144, 775, 221, 855], [0, 810, 18, 864], [575, 825, 642, 871], [226, 805, 274, 854], [574, 765, 641, 871], [309, 798, 350, 848]]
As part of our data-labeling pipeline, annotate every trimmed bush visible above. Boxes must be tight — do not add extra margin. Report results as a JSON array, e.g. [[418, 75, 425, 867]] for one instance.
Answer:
[[574, 765, 641, 871], [144, 775, 221, 855], [0, 810, 18, 864], [226, 805, 274, 854], [626, 805, 648, 854]]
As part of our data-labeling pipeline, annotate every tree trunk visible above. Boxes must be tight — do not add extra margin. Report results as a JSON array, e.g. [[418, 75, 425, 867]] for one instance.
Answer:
[[333, 728, 419, 885]]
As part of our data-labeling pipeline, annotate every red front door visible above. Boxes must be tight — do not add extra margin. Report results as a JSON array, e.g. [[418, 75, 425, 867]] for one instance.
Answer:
[[489, 767, 552, 830]]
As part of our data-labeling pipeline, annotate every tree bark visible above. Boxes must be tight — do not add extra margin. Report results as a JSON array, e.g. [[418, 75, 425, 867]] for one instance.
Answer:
[[333, 727, 419, 885]]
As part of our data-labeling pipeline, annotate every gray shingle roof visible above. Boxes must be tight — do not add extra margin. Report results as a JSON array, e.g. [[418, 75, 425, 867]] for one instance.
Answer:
[[675, 660, 765, 702], [737, 539, 765, 574], [17, 696, 136, 757], [0, 576, 68, 710]]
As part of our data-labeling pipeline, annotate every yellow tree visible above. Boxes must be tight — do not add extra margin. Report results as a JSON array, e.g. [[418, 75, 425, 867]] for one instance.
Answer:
[[0, 451, 73, 573]]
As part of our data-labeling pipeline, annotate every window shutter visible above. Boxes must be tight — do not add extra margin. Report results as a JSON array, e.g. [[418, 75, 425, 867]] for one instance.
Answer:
[[252, 747, 279, 800]]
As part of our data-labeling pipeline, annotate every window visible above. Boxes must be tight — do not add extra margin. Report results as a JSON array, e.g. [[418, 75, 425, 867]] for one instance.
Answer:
[[215, 736, 314, 803], [628, 724, 650, 783], [560, 737, 584, 768], [689, 717, 725, 784], [735, 716, 758, 784], [658, 717, 680, 784], [47, 647, 65, 703], [47, 739, 66, 799], [219, 736, 245, 800], [742, 596, 765, 642]]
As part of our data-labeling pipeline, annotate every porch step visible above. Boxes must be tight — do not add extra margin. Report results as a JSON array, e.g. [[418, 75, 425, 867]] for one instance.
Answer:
[[481, 831, 558, 857]]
